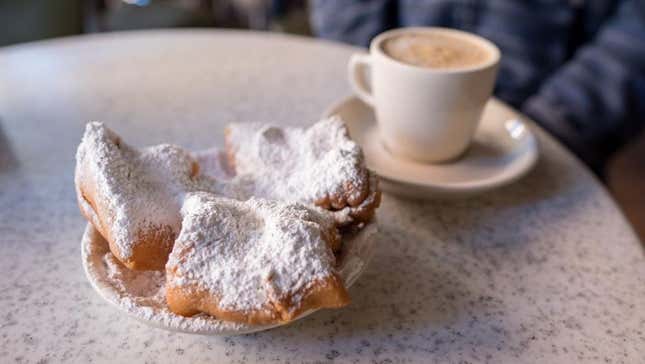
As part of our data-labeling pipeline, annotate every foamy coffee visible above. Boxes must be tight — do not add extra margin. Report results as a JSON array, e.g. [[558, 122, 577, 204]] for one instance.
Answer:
[[382, 33, 491, 69], [349, 28, 500, 161]]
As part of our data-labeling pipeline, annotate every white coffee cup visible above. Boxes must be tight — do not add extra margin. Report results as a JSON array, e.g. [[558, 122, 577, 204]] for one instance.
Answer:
[[348, 27, 501, 163]]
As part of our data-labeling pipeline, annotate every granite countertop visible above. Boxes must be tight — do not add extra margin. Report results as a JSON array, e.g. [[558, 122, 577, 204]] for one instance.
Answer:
[[1, 30, 644, 364]]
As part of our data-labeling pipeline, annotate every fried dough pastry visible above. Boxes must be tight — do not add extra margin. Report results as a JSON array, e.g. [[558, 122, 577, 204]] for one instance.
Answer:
[[75, 122, 207, 270], [165, 192, 349, 324], [224, 117, 380, 224]]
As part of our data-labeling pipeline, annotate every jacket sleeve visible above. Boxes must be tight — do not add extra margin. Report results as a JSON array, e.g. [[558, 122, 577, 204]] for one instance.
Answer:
[[522, 0, 645, 173], [309, 0, 395, 47]]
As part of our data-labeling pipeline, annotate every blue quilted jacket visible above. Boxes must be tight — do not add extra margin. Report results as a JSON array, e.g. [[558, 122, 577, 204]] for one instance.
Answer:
[[310, 0, 645, 173]]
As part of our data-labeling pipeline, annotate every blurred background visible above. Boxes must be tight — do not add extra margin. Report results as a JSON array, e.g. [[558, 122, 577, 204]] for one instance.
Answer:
[[1, 0, 643, 241], [0, 0, 312, 46]]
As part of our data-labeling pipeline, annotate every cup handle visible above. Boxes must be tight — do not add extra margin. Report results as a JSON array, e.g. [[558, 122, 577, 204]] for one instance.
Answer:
[[348, 53, 375, 106]]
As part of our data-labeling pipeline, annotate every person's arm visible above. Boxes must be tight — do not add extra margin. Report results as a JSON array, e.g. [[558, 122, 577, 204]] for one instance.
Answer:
[[309, 0, 395, 47], [522, 0, 645, 174]]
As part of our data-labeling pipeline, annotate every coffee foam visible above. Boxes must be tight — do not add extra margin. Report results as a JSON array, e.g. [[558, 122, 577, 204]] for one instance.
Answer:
[[382, 32, 491, 69]]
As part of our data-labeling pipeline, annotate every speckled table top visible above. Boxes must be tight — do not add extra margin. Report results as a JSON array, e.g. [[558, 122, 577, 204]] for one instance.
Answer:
[[1, 30, 644, 364]]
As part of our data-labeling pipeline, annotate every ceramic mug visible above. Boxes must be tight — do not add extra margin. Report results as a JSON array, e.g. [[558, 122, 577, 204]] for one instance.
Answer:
[[348, 27, 501, 163]]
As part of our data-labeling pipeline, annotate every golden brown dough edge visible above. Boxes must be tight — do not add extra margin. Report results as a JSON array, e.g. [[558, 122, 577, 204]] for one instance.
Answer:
[[340, 173, 382, 223], [166, 273, 350, 325], [223, 127, 237, 172]]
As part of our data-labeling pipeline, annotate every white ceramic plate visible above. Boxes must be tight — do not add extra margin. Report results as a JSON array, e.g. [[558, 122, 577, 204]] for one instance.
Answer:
[[81, 221, 377, 336], [324, 96, 539, 198]]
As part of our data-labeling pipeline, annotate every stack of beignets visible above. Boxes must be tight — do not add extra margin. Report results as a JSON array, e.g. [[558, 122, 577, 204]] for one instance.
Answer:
[[75, 118, 380, 325]]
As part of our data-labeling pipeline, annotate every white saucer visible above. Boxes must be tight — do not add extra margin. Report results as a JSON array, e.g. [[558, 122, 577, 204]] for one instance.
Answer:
[[324, 96, 538, 198], [81, 221, 377, 336]]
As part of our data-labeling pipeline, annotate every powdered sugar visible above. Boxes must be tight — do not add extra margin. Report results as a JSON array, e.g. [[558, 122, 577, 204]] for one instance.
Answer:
[[103, 253, 165, 298], [226, 117, 368, 206], [167, 192, 338, 313]]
